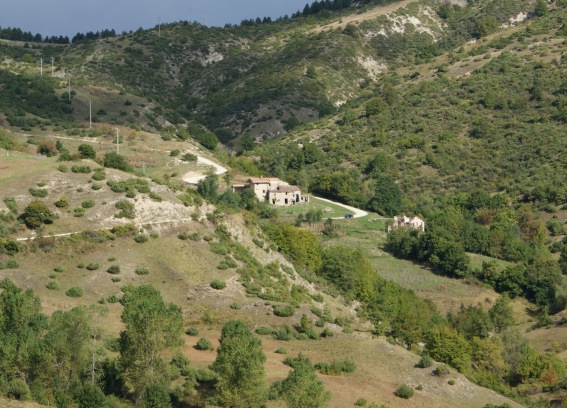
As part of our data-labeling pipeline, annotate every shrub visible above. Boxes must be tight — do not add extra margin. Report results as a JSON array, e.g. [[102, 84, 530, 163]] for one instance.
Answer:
[[86, 263, 100, 270], [23, 201, 54, 228], [29, 188, 48, 197], [210, 279, 226, 290], [77, 262, 85, 268], [46, 281, 59, 290], [135, 267, 149, 275], [73, 208, 85, 217], [5, 260, 19, 269], [3, 197, 18, 214], [315, 359, 356, 375], [107, 294, 119, 303], [91, 183, 102, 190], [170, 149, 180, 157], [185, 327, 199, 336], [416, 354, 433, 368], [181, 153, 197, 162], [255, 326, 276, 336], [133, 234, 148, 243], [111, 277, 121, 282], [273, 304, 295, 317], [104, 152, 132, 171], [54, 197, 69, 208], [107, 265, 120, 274], [195, 337, 213, 351], [433, 365, 450, 377], [53, 265, 65, 273], [78, 144, 96, 159], [115, 200, 135, 219], [92, 171, 106, 181], [81, 199, 95, 208], [66, 287, 83, 297], [274, 347, 287, 354], [448, 379, 456, 385], [6, 378, 31, 401], [355, 398, 367, 406], [311, 293, 324, 303], [150, 231, 159, 239], [395, 384, 414, 399], [71, 165, 92, 173], [58, 164, 68, 173], [229, 303, 242, 310]]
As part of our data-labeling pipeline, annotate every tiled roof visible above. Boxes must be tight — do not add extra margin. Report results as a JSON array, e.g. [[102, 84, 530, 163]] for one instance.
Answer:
[[270, 185, 300, 193], [248, 177, 280, 183]]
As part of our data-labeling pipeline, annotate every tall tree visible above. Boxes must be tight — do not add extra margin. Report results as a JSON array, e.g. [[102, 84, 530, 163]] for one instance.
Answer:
[[119, 285, 183, 396], [211, 320, 267, 407]]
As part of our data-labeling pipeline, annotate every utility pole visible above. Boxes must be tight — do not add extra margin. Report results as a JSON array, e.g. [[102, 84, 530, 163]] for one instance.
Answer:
[[89, 100, 92, 129], [115, 128, 120, 154], [142, 162, 146, 175], [40, 58, 43, 76], [68, 75, 71, 100], [51, 57, 54, 76]]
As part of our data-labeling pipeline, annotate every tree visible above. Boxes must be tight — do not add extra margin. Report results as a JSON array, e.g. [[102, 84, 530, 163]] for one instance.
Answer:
[[320, 245, 376, 302], [280, 354, 330, 408], [103, 152, 132, 172], [197, 174, 219, 202], [22, 200, 54, 229], [240, 133, 254, 152], [426, 325, 471, 372], [78, 144, 96, 159], [119, 285, 183, 396], [0, 279, 48, 386], [534, 0, 548, 16], [211, 320, 267, 408], [76, 383, 106, 408], [489, 294, 515, 333], [367, 176, 402, 216], [138, 385, 172, 408]]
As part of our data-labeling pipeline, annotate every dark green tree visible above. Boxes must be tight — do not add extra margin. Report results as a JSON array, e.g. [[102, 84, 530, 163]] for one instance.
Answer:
[[78, 144, 96, 159], [138, 384, 172, 408], [103, 152, 132, 172], [211, 320, 267, 408], [240, 133, 254, 152], [197, 174, 219, 203], [22, 200, 54, 229], [76, 383, 106, 408], [489, 294, 515, 333], [534, 0, 548, 16], [119, 285, 183, 396], [280, 354, 330, 408], [367, 176, 402, 216]]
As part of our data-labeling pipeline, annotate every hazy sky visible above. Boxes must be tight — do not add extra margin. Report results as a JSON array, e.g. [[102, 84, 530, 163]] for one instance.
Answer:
[[0, 0, 310, 38]]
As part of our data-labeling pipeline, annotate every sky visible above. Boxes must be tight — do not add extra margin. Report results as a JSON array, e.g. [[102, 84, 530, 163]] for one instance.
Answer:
[[0, 0, 311, 38]]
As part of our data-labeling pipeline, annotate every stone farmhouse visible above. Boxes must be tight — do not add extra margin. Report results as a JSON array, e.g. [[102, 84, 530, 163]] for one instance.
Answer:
[[233, 177, 309, 206], [387, 215, 425, 232]]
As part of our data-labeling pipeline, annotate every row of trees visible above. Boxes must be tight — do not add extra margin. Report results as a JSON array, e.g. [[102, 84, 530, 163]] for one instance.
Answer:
[[0, 26, 69, 44], [0, 279, 330, 407]]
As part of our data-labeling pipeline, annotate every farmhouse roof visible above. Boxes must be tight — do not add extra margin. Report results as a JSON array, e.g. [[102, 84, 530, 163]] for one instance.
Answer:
[[248, 177, 280, 183], [270, 185, 301, 193]]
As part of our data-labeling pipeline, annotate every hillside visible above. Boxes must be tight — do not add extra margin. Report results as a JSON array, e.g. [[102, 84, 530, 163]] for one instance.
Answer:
[[1, 0, 567, 406]]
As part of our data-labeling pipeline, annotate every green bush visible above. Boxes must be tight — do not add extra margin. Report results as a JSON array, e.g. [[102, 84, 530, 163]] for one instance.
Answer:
[[315, 359, 356, 375], [71, 165, 92, 173], [29, 188, 48, 197], [81, 199, 95, 208], [54, 196, 69, 208], [107, 265, 121, 274], [91, 183, 102, 190], [355, 398, 367, 406], [86, 263, 100, 270], [73, 208, 85, 217], [274, 347, 287, 354], [135, 267, 150, 275], [229, 302, 242, 310], [57, 164, 68, 173], [66, 286, 83, 297], [185, 327, 199, 336], [433, 365, 450, 377], [195, 337, 213, 351], [395, 384, 414, 399], [6, 378, 31, 401], [134, 234, 148, 243], [53, 265, 65, 273], [115, 200, 135, 219], [255, 326, 276, 336], [272, 304, 295, 317], [5, 260, 19, 269], [3, 197, 18, 214], [92, 171, 106, 181], [46, 281, 59, 290], [416, 354, 433, 368], [210, 279, 226, 290]]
